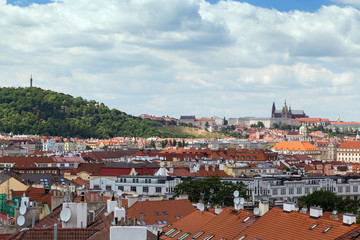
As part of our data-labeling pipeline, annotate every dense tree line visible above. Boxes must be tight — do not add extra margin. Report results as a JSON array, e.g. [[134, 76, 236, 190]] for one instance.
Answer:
[[298, 190, 360, 216], [0, 87, 189, 139], [173, 176, 248, 206]]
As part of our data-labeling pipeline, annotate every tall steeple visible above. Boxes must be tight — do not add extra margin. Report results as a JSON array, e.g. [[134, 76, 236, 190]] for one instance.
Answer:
[[271, 102, 276, 118], [30, 75, 33, 88]]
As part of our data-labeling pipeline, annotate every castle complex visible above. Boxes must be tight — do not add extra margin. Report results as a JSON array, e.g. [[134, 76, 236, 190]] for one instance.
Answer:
[[271, 100, 308, 119]]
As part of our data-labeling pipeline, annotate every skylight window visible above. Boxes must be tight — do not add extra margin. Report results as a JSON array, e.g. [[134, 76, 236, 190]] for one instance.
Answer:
[[309, 223, 318, 230], [178, 233, 190, 240], [163, 220, 168, 224], [157, 220, 162, 224], [238, 235, 247, 240], [203, 234, 214, 240], [170, 230, 182, 238], [323, 226, 332, 233], [163, 211, 168, 215], [192, 231, 204, 239], [156, 212, 161, 216], [242, 216, 251, 223], [165, 228, 177, 236]]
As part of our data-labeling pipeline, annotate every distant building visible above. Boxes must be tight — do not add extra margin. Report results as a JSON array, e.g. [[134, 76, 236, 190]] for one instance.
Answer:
[[179, 115, 196, 125], [271, 100, 308, 119]]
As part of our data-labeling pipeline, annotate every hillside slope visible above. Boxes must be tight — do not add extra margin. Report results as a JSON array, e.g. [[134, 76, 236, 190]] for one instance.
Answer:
[[0, 87, 173, 138]]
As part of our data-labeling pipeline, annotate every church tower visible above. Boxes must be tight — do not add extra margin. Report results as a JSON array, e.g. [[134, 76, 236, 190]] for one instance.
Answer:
[[271, 102, 276, 118]]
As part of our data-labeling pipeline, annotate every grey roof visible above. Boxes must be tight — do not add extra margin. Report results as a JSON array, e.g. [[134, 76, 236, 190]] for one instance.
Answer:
[[0, 173, 11, 184], [104, 162, 159, 168], [291, 110, 305, 115], [180, 115, 195, 119]]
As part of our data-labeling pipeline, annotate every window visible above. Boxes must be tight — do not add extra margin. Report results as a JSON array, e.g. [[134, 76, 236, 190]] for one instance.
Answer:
[[305, 188, 310, 194], [242, 216, 251, 223], [297, 188, 302, 194], [338, 187, 343, 193], [289, 188, 294, 195], [106, 185, 112, 191], [238, 235, 247, 240], [94, 185, 100, 189], [192, 231, 204, 239], [156, 187, 162, 193], [163, 211, 168, 215], [354, 186, 358, 192], [164, 228, 177, 236], [203, 234, 214, 240], [170, 230, 182, 238], [143, 187, 149, 193], [118, 186, 124, 191], [131, 186, 137, 192], [309, 224, 318, 230], [272, 189, 278, 195], [346, 186, 350, 192], [323, 226, 332, 233], [178, 233, 190, 240], [156, 212, 161, 216], [281, 189, 286, 195]]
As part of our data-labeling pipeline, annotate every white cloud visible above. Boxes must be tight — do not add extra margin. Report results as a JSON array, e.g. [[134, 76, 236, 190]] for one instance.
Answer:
[[332, 0, 360, 7], [1, 0, 360, 121]]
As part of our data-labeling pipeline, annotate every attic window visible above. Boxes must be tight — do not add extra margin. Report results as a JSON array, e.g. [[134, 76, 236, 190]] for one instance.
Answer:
[[156, 212, 161, 216], [165, 228, 177, 236], [322, 226, 332, 233], [242, 216, 251, 223], [203, 234, 214, 240], [238, 235, 247, 240], [178, 233, 190, 240], [192, 231, 205, 239], [309, 223, 318, 230], [163, 211, 168, 215]]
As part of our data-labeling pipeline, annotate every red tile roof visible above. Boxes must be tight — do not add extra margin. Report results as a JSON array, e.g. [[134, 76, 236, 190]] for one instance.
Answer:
[[127, 199, 195, 226], [236, 207, 359, 240]]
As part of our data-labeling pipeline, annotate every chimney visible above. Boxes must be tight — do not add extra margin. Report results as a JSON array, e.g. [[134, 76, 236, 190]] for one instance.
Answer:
[[330, 210, 339, 220], [283, 202, 296, 213], [205, 165, 209, 171], [309, 207, 323, 219], [219, 164, 224, 171], [259, 201, 269, 216], [214, 207, 223, 215], [343, 213, 356, 226]]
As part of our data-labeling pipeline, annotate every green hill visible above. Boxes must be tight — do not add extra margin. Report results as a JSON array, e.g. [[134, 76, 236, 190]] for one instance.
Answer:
[[0, 87, 183, 138]]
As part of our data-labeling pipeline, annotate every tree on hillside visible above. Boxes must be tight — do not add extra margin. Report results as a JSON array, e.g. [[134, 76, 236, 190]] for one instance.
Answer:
[[173, 176, 248, 206]]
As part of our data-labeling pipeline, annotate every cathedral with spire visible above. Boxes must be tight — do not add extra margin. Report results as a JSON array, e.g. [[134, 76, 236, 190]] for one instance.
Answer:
[[271, 100, 308, 119]]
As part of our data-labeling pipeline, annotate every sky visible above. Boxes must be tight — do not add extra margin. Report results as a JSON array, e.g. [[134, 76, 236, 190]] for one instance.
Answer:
[[2, 0, 360, 121]]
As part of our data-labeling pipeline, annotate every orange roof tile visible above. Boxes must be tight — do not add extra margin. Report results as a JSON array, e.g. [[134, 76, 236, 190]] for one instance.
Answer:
[[236, 207, 358, 240], [127, 199, 195, 226]]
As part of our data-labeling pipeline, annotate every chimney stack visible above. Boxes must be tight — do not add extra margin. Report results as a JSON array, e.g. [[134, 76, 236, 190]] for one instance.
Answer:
[[343, 213, 356, 226], [309, 207, 323, 219], [283, 202, 296, 213]]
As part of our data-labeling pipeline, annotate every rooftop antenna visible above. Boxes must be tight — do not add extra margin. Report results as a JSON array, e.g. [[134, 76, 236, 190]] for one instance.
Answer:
[[30, 75, 33, 88]]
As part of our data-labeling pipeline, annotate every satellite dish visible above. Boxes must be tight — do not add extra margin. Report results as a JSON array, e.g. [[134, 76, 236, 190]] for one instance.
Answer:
[[19, 204, 27, 215], [233, 190, 239, 198], [239, 198, 245, 204], [234, 198, 240, 204], [253, 208, 260, 215], [198, 203, 205, 211], [17, 215, 25, 226], [60, 208, 71, 222]]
